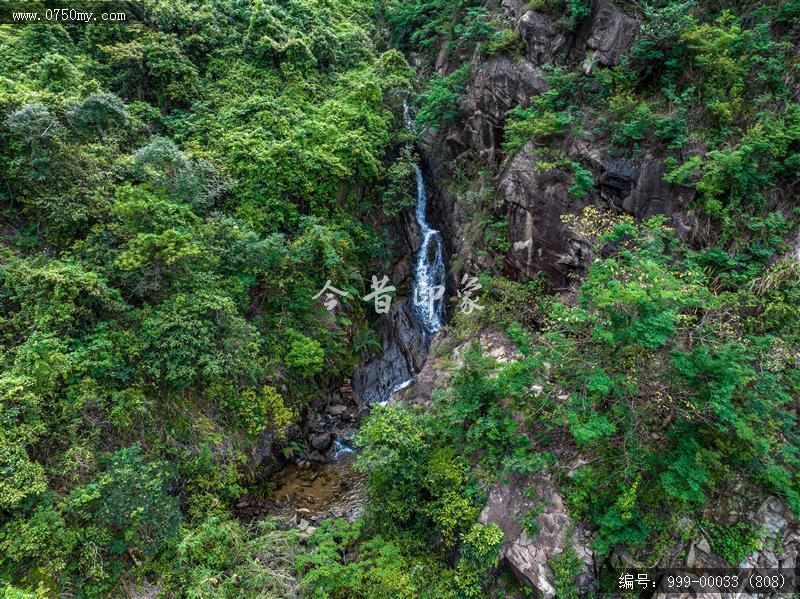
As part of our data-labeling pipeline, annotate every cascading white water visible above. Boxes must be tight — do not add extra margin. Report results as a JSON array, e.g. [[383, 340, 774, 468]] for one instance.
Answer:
[[356, 101, 447, 405], [378, 377, 414, 406], [410, 164, 446, 334]]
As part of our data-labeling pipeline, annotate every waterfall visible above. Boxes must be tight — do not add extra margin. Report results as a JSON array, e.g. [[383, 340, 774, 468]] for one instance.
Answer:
[[410, 164, 446, 334], [351, 101, 447, 405]]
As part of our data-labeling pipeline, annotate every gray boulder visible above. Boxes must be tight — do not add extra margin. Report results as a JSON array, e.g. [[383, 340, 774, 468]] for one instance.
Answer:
[[479, 471, 594, 598], [520, 10, 568, 65], [310, 432, 332, 452]]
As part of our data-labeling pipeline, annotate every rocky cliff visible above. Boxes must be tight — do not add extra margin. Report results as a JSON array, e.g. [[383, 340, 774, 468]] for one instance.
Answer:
[[406, 0, 800, 595], [423, 0, 696, 288]]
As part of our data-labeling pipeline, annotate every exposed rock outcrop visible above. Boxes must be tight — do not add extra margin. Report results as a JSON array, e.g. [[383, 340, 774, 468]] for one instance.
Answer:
[[352, 298, 428, 404], [579, 0, 639, 73], [519, 10, 568, 65], [461, 55, 547, 160], [500, 142, 592, 286], [479, 471, 595, 598], [741, 497, 799, 571], [410, 329, 597, 596], [619, 155, 695, 220], [424, 0, 700, 286]]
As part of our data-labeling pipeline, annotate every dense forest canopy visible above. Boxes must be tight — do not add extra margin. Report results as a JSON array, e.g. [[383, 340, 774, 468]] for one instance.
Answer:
[[1, 0, 799, 597], [0, 0, 417, 595]]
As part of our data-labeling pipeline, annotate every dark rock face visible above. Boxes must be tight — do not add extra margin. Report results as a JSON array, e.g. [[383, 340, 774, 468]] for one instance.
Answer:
[[579, 0, 639, 73], [461, 55, 547, 160], [309, 432, 332, 452], [520, 10, 567, 64], [351, 298, 428, 404], [425, 0, 669, 286], [500, 143, 592, 286], [598, 158, 639, 202], [621, 155, 695, 219]]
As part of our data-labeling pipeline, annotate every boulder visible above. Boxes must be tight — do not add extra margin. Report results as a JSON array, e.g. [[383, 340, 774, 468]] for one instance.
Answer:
[[520, 10, 567, 65], [327, 404, 350, 419], [479, 471, 594, 597], [413, 327, 517, 406], [598, 158, 639, 203], [310, 432, 332, 452]]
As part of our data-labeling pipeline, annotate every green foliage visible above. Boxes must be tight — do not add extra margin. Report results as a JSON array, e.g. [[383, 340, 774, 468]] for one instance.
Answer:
[[347, 405, 505, 596], [504, 100, 573, 154], [0, 374, 47, 510], [437, 345, 537, 477], [454, 523, 504, 597], [355, 406, 479, 541], [548, 545, 584, 599], [486, 28, 524, 56], [65, 446, 181, 559], [382, 157, 418, 217], [568, 161, 594, 198], [382, 0, 484, 53], [557, 0, 591, 31], [297, 519, 437, 598], [67, 93, 128, 136], [530, 216, 799, 558], [0, 1, 415, 594], [414, 64, 471, 130], [163, 514, 300, 597], [701, 520, 761, 565]]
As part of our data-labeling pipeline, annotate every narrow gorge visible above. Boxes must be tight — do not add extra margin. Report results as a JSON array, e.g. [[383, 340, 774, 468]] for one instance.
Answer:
[[1, 0, 798, 596]]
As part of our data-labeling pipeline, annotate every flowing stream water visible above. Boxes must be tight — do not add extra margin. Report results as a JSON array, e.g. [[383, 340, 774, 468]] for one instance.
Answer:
[[260, 104, 447, 521], [377, 160, 446, 404], [410, 163, 446, 335]]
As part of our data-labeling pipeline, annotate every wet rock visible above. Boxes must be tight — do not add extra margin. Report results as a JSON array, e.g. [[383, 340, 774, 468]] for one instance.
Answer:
[[310, 432, 332, 452], [327, 404, 350, 419], [479, 471, 594, 597], [308, 450, 325, 462], [335, 426, 356, 445], [580, 0, 639, 73], [253, 430, 272, 467], [352, 299, 427, 404]]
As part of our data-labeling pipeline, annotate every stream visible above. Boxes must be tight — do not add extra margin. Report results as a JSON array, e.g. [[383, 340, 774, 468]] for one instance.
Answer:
[[259, 118, 447, 524]]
